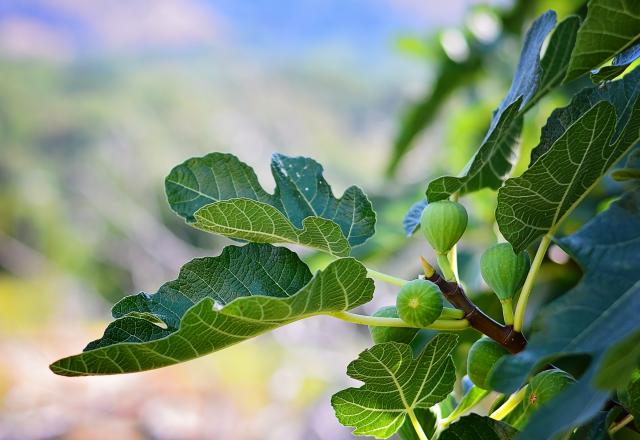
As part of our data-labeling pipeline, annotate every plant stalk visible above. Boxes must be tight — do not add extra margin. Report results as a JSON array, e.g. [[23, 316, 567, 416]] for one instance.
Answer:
[[513, 234, 552, 332], [407, 407, 429, 440], [609, 414, 634, 435], [490, 386, 528, 420], [425, 269, 527, 353], [366, 268, 409, 286], [329, 311, 470, 330], [501, 299, 514, 326]]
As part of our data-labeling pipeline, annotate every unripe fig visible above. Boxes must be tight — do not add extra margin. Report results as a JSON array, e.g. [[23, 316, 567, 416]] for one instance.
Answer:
[[525, 369, 574, 410], [368, 306, 419, 344], [467, 336, 509, 390], [420, 200, 468, 254], [396, 279, 443, 328], [480, 243, 530, 301]]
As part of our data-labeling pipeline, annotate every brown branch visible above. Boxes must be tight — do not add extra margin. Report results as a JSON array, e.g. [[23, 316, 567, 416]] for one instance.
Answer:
[[426, 272, 527, 354]]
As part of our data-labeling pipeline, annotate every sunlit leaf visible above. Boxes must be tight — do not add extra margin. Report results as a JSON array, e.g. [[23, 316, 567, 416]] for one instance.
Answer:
[[497, 67, 640, 252], [426, 13, 579, 201], [489, 190, 640, 439], [565, 0, 640, 82], [50, 244, 374, 376], [331, 334, 457, 439], [165, 152, 376, 256]]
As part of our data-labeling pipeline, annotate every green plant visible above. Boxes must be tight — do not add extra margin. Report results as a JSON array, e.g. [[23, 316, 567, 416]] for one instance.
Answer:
[[467, 337, 510, 390], [51, 1, 640, 439]]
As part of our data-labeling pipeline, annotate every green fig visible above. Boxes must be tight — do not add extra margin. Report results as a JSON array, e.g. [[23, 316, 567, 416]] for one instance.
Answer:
[[504, 369, 575, 428], [525, 369, 575, 410], [368, 306, 420, 344], [467, 336, 509, 390], [396, 279, 444, 328], [480, 243, 530, 301], [420, 200, 468, 255]]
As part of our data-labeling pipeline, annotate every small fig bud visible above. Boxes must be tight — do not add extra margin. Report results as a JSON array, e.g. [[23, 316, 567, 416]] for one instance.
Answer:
[[420, 200, 468, 254], [480, 243, 530, 301], [368, 306, 420, 344], [396, 279, 444, 328], [467, 336, 509, 390]]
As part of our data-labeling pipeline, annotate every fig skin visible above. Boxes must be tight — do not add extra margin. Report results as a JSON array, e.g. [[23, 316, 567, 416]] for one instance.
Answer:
[[420, 200, 468, 254], [525, 369, 575, 410], [396, 279, 444, 328], [368, 306, 420, 344], [467, 336, 509, 390], [480, 243, 531, 301]]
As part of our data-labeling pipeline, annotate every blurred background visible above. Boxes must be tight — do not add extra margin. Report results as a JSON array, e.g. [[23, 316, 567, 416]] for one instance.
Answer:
[[0, 0, 603, 439]]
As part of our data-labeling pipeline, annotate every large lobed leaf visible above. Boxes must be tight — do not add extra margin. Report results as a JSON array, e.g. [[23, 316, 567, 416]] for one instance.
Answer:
[[565, 0, 640, 82], [426, 12, 579, 202], [489, 190, 640, 439], [497, 67, 640, 252], [165, 153, 376, 256], [50, 243, 374, 376], [331, 334, 457, 439]]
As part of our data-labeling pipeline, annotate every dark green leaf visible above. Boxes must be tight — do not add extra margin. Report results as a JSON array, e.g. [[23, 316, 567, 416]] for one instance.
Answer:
[[439, 414, 517, 440], [620, 369, 640, 423], [497, 68, 640, 252], [565, 0, 640, 82], [489, 190, 640, 439], [50, 244, 374, 376], [331, 334, 457, 439], [165, 153, 376, 256], [427, 13, 579, 201]]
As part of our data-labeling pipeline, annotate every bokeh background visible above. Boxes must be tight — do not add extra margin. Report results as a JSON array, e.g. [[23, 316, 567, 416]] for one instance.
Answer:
[[0, 1, 602, 439]]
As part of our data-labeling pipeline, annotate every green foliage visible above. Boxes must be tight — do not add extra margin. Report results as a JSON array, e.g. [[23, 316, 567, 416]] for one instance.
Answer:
[[331, 334, 457, 439], [467, 337, 509, 390], [619, 369, 640, 426], [425, 12, 579, 201], [420, 200, 468, 254], [369, 306, 420, 344], [50, 244, 373, 375], [166, 153, 376, 256], [480, 243, 530, 301], [497, 68, 640, 251], [565, 0, 640, 82], [49, 2, 640, 438], [439, 414, 517, 440], [490, 190, 640, 439], [396, 280, 444, 327]]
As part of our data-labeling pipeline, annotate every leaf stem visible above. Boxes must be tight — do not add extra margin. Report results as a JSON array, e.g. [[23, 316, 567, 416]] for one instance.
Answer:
[[366, 268, 409, 286], [513, 234, 552, 332], [407, 407, 429, 440], [609, 414, 634, 435], [490, 386, 528, 420], [329, 311, 470, 330], [440, 307, 465, 320], [437, 254, 456, 281]]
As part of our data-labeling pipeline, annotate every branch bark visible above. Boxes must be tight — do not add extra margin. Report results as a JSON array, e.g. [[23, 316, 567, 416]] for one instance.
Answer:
[[426, 272, 527, 354]]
